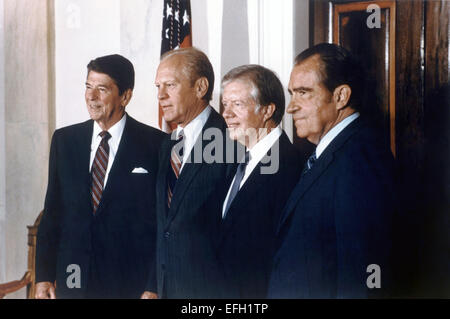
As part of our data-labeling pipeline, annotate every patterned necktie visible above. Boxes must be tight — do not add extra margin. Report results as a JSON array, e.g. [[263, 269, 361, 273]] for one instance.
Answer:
[[91, 131, 111, 214], [167, 130, 185, 208], [223, 151, 251, 218], [302, 150, 317, 176]]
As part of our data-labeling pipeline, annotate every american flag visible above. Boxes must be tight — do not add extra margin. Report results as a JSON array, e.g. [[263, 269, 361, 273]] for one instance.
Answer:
[[159, 0, 192, 132]]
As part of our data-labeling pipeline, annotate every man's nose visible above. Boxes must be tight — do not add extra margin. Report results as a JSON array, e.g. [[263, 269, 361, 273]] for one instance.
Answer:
[[158, 87, 168, 100], [86, 89, 98, 101], [222, 105, 234, 119], [286, 100, 299, 114]]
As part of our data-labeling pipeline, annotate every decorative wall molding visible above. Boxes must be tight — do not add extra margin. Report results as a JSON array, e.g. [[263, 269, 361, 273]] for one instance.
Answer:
[[247, 0, 294, 140]]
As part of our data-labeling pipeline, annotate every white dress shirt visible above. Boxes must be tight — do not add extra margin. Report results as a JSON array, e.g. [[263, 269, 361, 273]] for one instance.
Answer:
[[316, 112, 360, 158], [89, 113, 127, 187], [222, 126, 283, 217], [175, 105, 212, 172]]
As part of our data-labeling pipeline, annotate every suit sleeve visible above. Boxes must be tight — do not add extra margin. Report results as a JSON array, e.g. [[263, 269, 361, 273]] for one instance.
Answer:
[[334, 146, 395, 298], [35, 131, 62, 283]]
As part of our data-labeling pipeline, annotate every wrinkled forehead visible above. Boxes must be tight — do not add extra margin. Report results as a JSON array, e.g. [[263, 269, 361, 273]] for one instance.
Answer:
[[160, 53, 184, 68], [157, 57, 183, 77], [157, 55, 190, 80], [222, 78, 257, 101], [86, 70, 117, 87], [290, 56, 324, 87]]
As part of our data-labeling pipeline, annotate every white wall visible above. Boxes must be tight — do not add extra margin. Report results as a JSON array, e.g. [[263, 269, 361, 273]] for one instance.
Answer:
[[0, 0, 6, 284], [192, 0, 224, 110], [3, 0, 52, 298], [120, 0, 164, 128]]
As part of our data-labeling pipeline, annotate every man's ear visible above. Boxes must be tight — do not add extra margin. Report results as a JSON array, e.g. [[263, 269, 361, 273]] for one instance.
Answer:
[[195, 77, 209, 99], [262, 103, 276, 123], [121, 89, 133, 108], [333, 84, 351, 110]]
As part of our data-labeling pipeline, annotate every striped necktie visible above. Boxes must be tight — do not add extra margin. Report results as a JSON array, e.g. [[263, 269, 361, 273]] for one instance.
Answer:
[[302, 150, 317, 176], [167, 130, 185, 208], [91, 131, 111, 214]]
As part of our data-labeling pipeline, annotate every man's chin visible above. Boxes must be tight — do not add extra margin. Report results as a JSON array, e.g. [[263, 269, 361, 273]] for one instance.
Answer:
[[88, 113, 100, 121], [295, 129, 307, 139], [163, 117, 176, 125]]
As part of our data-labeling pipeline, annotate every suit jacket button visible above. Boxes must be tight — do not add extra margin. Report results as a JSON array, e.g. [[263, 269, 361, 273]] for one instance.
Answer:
[[164, 231, 170, 239]]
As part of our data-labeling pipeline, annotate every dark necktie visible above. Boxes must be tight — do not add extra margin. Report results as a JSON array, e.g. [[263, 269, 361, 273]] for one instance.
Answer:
[[91, 131, 111, 214], [167, 130, 185, 208], [302, 150, 317, 176], [223, 151, 251, 218]]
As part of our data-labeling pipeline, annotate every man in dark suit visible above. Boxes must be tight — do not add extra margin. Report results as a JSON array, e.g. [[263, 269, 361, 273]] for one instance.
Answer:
[[268, 43, 396, 298], [141, 47, 236, 299], [218, 65, 303, 298], [35, 54, 165, 299]]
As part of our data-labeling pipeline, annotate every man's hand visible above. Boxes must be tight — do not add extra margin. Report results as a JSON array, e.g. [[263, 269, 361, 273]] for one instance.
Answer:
[[35, 281, 56, 299], [140, 291, 158, 299]]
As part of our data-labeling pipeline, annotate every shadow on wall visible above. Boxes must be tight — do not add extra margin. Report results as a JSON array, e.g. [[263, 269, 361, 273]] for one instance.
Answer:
[[395, 83, 450, 298], [420, 83, 450, 297]]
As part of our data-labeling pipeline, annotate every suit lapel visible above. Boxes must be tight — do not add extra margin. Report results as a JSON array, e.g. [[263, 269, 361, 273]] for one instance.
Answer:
[[165, 109, 223, 224], [164, 108, 223, 223], [277, 117, 363, 233], [158, 136, 172, 219], [75, 120, 94, 213], [218, 158, 268, 246], [219, 132, 289, 245], [277, 152, 333, 233]]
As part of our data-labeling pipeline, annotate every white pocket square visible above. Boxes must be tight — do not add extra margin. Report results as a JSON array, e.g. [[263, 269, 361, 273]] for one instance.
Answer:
[[132, 167, 148, 174]]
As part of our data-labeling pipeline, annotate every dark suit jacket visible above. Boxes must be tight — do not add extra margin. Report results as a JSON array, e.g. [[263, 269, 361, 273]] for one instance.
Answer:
[[36, 114, 165, 298], [152, 108, 237, 298], [268, 117, 396, 298], [217, 131, 303, 298]]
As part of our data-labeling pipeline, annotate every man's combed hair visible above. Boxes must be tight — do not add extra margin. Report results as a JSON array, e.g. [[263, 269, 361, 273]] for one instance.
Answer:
[[161, 47, 215, 102], [221, 64, 285, 125], [295, 43, 365, 111], [87, 54, 135, 96]]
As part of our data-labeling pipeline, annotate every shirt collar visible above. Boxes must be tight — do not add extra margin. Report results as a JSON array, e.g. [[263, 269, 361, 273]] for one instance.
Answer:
[[176, 105, 212, 146], [92, 113, 127, 152], [316, 112, 359, 158], [247, 126, 283, 168]]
